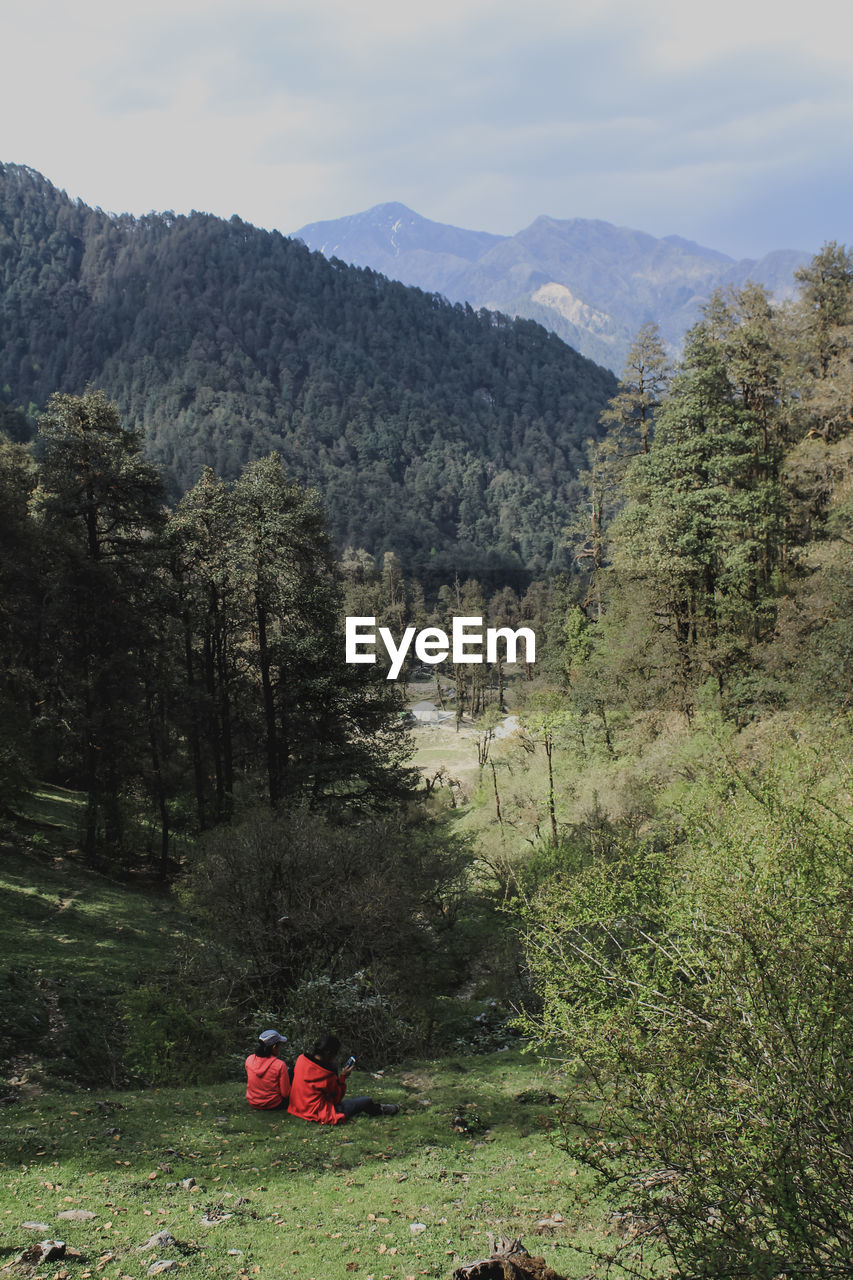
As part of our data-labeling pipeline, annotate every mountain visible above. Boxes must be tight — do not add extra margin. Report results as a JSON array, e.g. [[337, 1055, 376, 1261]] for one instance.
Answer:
[[296, 201, 504, 287], [0, 163, 617, 585], [296, 205, 809, 372]]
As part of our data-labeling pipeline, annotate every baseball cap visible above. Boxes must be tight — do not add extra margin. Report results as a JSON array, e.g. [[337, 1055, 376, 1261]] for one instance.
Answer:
[[259, 1029, 287, 1045]]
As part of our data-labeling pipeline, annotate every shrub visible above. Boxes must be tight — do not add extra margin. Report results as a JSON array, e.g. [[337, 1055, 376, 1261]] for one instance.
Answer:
[[519, 734, 853, 1278], [185, 805, 475, 1057], [280, 971, 412, 1065], [0, 967, 50, 1067], [123, 985, 237, 1085]]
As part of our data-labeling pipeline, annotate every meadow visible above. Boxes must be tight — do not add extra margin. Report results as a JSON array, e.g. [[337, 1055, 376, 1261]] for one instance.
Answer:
[[0, 805, 632, 1280], [0, 1049, 623, 1280]]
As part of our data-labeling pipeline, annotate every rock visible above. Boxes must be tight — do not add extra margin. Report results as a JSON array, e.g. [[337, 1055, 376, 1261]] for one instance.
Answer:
[[137, 1230, 177, 1252], [21, 1221, 52, 1231], [147, 1261, 179, 1276], [57, 1209, 97, 1221], [180, 1177, 196, 1190], [19, 1239, 66, 1265], [200, 1213, 233, 1226], [451, 1235, 569, 1280], [410, 1222, 427, 1234]]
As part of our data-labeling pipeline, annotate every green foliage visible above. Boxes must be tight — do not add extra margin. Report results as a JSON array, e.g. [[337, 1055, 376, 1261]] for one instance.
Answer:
[[599, 322, 670, 459], [280, 971, 412, 1064], [519, 729, 853, 1278], [3, 388, 423, 869], [49, 980, 126, 1088], [169, 457, 416, 827], [0, 967, 50, 1065], [569, 323, 670, 601], [0, 161, 617, 581], [0, 968, 126, 1089], [0, 838, 205, 1086], [122, 986, 236, 1086], [761, 438, 853, 714], [186, 804, 477, 1057], [0, 439, 40, 808], [568, 252, 852, 722], [613, 301, 790, 687], [794, 240, 853, 420], [29, 390, 168, 858]]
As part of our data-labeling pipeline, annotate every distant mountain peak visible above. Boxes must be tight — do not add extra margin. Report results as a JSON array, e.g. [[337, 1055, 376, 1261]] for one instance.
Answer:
[[296, 203, 810, 372], [362, 200, 419, 218], [295, 204, 503, 272]]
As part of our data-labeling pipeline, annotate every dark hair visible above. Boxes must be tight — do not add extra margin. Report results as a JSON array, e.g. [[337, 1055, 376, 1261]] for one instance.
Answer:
[[312, 1032, 340, 1061], [254, 1039, 276, 1057]]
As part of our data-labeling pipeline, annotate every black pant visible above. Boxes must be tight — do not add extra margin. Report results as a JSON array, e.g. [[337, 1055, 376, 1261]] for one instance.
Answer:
[[337, 1095, 381, 1119]]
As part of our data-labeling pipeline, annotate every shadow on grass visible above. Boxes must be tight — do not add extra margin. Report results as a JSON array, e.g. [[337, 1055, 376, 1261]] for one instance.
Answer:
[[2, 1052, 564, 1180]]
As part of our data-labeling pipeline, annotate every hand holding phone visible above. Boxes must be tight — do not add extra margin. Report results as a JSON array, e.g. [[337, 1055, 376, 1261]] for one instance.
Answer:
[[342, 1055, 356, 1075]]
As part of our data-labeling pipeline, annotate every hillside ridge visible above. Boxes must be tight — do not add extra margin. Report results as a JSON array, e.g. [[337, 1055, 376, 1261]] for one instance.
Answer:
[[0, 161, 616, 581], [296, 204, 809, 371]]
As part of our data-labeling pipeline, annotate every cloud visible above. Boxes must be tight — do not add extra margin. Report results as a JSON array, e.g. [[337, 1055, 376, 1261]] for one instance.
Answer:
[[1, 0, 850, 256]]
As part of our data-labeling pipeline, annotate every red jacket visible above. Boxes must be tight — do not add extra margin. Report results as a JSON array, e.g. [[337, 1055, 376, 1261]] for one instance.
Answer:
[[245, 1053, 290, 1109], [288, 1053, 347, 1124]]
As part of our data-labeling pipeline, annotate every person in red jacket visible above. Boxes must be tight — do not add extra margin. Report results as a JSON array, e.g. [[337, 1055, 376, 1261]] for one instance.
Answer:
[[288, 1033, 398, 1123], [245, 1029, 291, 1110]]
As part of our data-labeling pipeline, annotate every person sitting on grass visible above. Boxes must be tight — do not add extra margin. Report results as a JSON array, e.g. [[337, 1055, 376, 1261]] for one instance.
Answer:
[[245, 1028, 291, 1111], [288, 1032, 399, 1124]]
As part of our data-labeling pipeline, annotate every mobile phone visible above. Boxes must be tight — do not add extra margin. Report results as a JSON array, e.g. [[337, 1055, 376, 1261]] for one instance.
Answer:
[[343, 1055, 356, 1070]]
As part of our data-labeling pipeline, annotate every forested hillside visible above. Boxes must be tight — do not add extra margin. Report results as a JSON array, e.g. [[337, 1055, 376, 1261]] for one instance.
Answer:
[[0, 162, 616, 582]]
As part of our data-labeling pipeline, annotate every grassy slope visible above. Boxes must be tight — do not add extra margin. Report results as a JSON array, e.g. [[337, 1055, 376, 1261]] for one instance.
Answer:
[[0, 801, 631, 1280], [0, 819, 194, 1093], [0, 846, 186, 988], [0, 1053, 622, 1280]]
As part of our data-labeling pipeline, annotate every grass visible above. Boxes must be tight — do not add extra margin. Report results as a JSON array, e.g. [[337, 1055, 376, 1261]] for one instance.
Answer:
[[0, 846, 189, 989], [407, 723, 491, 811], [15, 786, 86, 836], [0, 786, 635, 1278], [0, 1051, 625, 1280]]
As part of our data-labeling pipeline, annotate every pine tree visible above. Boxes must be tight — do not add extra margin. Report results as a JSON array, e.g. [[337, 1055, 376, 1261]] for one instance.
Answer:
[[611, 292, 790, 706], [31, 391, 166, 857], [571, 324, 670, 613], [793, 242, 853, 441]]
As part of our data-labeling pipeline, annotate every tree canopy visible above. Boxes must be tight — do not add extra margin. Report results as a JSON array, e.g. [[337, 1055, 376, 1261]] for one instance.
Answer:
[[0, 162, 616, 585]]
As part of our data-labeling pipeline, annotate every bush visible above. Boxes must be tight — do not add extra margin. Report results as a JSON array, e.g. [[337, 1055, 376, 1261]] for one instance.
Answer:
[[519, 733, 853, 1279], [123, 984, 237, 1085], [0, 969, 125, 1088], [50, 981, 125, 1087], [0, 967, 50, 1067], [185, 805, 476, 1057], [280, 971, 413, 1065]]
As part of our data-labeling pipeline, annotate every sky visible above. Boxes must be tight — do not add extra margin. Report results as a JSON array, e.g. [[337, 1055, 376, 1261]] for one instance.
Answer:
[[2, 0, 851, 259]]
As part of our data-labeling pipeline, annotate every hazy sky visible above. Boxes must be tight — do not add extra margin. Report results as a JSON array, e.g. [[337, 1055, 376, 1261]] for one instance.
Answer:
[[3, 0, 851, 258]]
